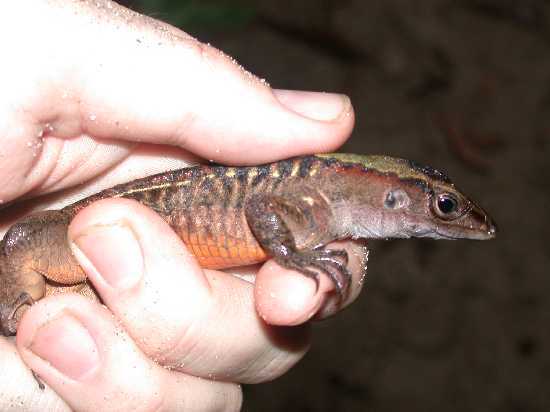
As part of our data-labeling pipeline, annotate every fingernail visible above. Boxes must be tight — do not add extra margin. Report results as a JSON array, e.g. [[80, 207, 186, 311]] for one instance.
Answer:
[[71, 222, 143, 290], [27, 313, 99, 381], [273, 89, 351, 122]]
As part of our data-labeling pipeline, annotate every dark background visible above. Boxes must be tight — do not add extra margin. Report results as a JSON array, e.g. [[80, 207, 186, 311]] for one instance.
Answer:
[[126, 1, 549, 410]]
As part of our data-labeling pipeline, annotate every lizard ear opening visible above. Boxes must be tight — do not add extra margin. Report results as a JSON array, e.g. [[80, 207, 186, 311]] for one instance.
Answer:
[[384, 189, 409, 210]]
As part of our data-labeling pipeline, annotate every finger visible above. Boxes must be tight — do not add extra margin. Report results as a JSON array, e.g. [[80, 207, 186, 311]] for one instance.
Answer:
[[67, 198, 310, 384], [29, 143, 200, 205], [255, 240, 369, 326], [2, 1, 354, 198], [0, 338, 71, 412], [15, 295, 242, 412], [0, 143, 199, 237]]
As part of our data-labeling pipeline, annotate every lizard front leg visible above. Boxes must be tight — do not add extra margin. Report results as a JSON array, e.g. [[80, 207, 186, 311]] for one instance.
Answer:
[[244, 190, 352, 296]]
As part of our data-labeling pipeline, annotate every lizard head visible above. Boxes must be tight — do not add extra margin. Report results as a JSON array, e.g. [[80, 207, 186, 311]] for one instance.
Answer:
[[316, 154, 497, 240], [392, 177, 498, 240], [371, 156, 496, 240]]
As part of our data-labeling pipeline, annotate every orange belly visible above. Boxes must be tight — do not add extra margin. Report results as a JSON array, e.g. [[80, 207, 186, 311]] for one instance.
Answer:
[[182, 233, 267, 269]]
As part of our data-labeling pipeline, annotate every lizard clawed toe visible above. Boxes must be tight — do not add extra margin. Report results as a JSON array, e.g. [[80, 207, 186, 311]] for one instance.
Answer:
[[276, 248, 351, 298], [314, 247, 349, 266]]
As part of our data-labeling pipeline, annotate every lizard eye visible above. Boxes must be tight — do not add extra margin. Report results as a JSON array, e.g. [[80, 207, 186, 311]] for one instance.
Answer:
[[433, 193, 461, 219]]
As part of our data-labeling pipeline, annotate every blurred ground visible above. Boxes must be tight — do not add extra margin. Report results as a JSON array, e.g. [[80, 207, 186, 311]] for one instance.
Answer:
[[133, 1, 550, 410]]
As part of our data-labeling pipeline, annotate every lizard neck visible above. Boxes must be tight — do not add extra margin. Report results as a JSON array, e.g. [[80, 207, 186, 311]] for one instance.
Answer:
[[318, 165, 428, 240]]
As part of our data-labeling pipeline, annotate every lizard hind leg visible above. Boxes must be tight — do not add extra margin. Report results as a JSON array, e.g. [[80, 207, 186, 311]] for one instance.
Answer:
[[0, 209, 85, 335], [0, 292, 35, 336], [0, 249, 47, 336], [0, 248, 46, 335]]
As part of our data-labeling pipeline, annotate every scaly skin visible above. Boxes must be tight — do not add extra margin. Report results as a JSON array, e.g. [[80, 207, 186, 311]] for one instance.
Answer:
[[0, 154, 497, 335]]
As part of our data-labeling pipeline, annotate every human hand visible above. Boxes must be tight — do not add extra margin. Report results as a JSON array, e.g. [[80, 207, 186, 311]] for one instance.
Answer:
[[0, 1, 364, 410]]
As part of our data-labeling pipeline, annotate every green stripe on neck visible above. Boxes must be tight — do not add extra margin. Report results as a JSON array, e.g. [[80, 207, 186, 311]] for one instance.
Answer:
[[314, 153, 451, 184]]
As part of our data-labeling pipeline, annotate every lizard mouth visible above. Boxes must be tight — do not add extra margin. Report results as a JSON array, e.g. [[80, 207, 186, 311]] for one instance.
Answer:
[[0, 293, 34, 336]]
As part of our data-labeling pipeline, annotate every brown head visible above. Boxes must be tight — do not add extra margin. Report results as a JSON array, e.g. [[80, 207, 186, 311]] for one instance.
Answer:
[[315, 154, 497, 240]]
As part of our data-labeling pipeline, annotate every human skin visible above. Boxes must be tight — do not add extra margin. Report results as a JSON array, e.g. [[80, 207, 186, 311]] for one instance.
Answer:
[[0, 1, 361, 411]]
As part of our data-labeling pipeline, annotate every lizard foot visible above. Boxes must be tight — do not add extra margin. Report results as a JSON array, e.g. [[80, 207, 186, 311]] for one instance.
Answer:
[[275, 248, 351, 297], [0, 292, 35, 336]]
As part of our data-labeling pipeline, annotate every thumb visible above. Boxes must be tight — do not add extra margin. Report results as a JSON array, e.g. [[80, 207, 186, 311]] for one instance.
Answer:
[[2, 1, 354, 164]]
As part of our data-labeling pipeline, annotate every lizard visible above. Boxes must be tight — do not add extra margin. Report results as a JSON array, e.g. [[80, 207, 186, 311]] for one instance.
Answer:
[[0, 153, 497, 336]]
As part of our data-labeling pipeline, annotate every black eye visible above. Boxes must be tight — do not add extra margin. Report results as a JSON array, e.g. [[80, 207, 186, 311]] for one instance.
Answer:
[[437, 195, 457, 215]]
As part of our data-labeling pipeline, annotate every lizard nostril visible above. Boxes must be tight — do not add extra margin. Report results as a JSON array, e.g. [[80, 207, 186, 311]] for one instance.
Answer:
[[485, 218, 498, 238]]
